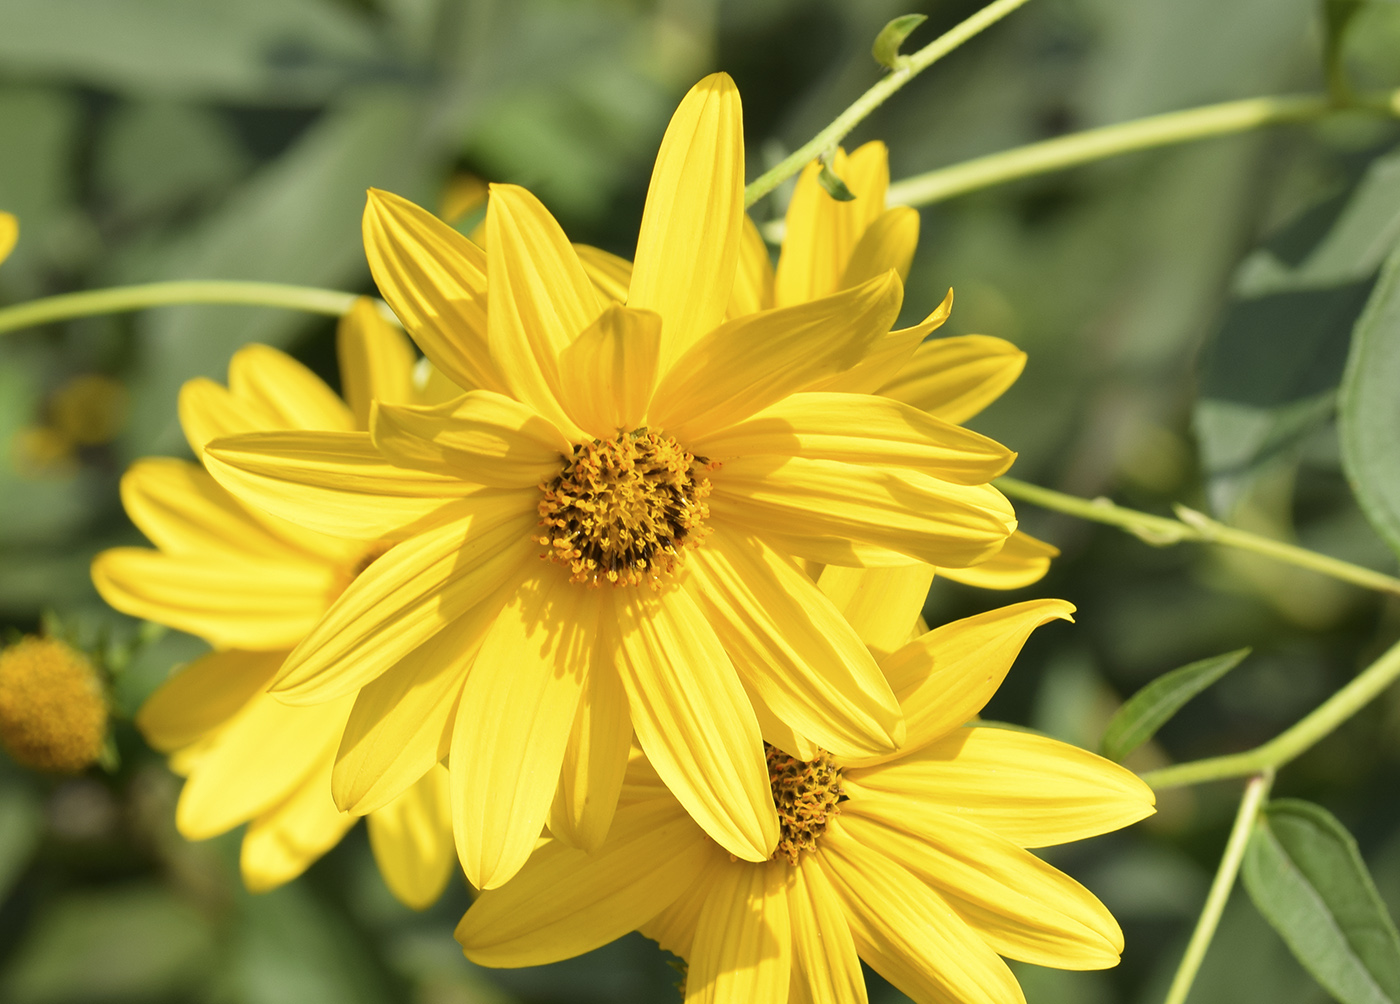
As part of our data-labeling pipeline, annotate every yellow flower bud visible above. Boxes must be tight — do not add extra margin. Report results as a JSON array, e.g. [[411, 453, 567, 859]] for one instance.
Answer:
[[0, 636, 108, 773]]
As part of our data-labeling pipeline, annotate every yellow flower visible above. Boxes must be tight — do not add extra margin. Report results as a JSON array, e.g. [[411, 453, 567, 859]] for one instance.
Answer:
[[456, 600, 1155, 1004], [91, 302, 455, 906], [199, 73, 1021, 889], [0, 636, 107, 773], [0, 211, 16, 265]]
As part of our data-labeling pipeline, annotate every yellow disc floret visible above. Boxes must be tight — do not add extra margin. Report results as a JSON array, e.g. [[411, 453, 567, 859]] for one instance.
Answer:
[[767, 743, 844, 865], [536, 430, 713, 587], [0, 636, 107, 773]]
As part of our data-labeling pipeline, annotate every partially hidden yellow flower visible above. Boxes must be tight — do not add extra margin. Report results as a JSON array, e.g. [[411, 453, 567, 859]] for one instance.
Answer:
[[0, 212, 16, 265], [91, 302, 455, 905], [456, 599, 1155, 1004], [0, 636, 107, 773], [199, 73, 1021, 890]]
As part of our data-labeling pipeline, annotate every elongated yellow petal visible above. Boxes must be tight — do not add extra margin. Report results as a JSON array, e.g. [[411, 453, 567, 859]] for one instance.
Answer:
[[819, 826, 1025, 1004], [554, 305, 662, 439], [228, 344, 355, 433], [0, 212, 16, 264], [938, 530, 1059, 590], [241, 760, 356, 893], [178, 376, 285, 455], [630, 72, 744, 371], [337, 298, 418, 429], [363, 188, 504, 393], [639, 854, 725, 959], [744, 679, 819, 762], [373, 391, 572, 487], [714, 457, 1015, 569], [549, 644, 632, 852], [881, 334, 1027, 424], [613, 587, 778, 862], [816, 563, 935, 659], [91, 547, 333, 650], [687, 862, 790, 1004], [575, 243, 633, 302], [726, 214, 775, 318], [691, 391, 1014, 486], [841, 797, 1122, 969], [790, 855, 868, 1004], [176, 690, 351, 840], [272, 499, 537, 703], [685, 524, 901, 757], [137, 649, 283, 753], [368, 764, 455, 911], [457, 796, 712, 967], [649, 271, 903, 442], [805, 290, 952, 397], [757, 534, 927, 570], [204, 430, 477, 541], [487, 183, 601, 435], [844, 726, 1156, 848], [840, 207, 919, 290], [451, 567, 593, 890]]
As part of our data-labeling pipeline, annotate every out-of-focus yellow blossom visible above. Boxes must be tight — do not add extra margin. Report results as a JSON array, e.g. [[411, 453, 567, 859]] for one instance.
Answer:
[[0, 636, 108, 773]]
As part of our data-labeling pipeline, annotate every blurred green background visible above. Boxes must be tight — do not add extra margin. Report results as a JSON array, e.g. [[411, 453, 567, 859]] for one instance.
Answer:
[[3, 0, 1400, 1001]]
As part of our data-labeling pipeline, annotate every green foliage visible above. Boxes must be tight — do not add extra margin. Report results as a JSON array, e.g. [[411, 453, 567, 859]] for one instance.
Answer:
[[1243, 799, 1400, 1004], [1100, 648, 1250, 761], [871, 14, 927, 70]]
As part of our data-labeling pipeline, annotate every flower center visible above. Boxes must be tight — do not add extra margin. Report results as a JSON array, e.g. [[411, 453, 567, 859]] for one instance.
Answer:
[[536, 430, 713, 587], [0, 636, 107, 773], [767, 743, 844, 864]]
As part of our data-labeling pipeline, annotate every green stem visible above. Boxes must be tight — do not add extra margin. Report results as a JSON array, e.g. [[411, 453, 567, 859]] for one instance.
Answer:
[[1161, 771, 1274, 1004], [0, 280, 370, 336], [1142, 633, 1400, 789], [996, 477, 1400, 597], [743, 0, 1035, 208]]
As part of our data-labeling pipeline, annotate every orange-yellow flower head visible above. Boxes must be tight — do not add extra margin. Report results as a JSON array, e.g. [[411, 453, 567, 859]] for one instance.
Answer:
[[0, 636, 107, 773]]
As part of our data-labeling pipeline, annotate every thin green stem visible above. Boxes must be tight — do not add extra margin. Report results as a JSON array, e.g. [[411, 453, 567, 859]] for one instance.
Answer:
[[996, 477, 1400, 597], [743, 0, 1034, 208], [0, 280, 374, 336], [1161, 771, 1274, 1004], [1142, 633, 1400, 789]]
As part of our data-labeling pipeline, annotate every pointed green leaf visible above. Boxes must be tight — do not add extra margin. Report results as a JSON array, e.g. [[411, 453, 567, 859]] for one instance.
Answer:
[[818, 163, 856, 202], [1243, 799, 1400, 1004], [1100, 648, 1249, 761], [872, 14, 927, 69]]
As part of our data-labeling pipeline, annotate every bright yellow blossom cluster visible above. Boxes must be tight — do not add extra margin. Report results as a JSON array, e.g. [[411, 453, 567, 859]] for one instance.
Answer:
[[90, 74, 1153, 1002]]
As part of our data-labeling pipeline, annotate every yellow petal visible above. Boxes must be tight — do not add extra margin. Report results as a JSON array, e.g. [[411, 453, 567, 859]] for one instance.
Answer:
[[486, 183, 601, 435], [685, 524, 901, 758], [815, 563, 935, 659], [458, 794, 712, 967], [368, 764, 455, 911], [819, 826, 1025, 1004], [687, 862, 790, 1004], [841, 141, 892, 228], [451, 566, 592, 890], [713, 457, 1016, 569], [755, 534, 928, 570], [241, 760, 356, 893], [790, 855, 868, 1004], [840, 797, 1122, 969], [91, 547, 333, 650], [629, 73, 744, 371], [362, 188, 504, 393], [744, 680, 819, 762], [0, 212, 16, 264], [137, 649, 283, 753], [204, 429, 477, 540], [639, 854, 726, 959], [726, 214, 775, 318], [613, 587, 778, 862], [272, 498, 537, 703], [881, 334, 1027, 424], [554, 305, 662, 439], [843, 726, 1156, 848], [373, 391, 572, 487], [839, 207, 918, 290], [228, 344, 355, 433], [337, 297, 419, 429], [649, 270, 903, 442], [806, 289, 952, 397], [575, 243, 633, 302], [178, 376, 285, 455], [937, 530, 1059, 590], [690, 391, 1015, 486], [176, 690, 351, 840], [549, 645, 633, 852]]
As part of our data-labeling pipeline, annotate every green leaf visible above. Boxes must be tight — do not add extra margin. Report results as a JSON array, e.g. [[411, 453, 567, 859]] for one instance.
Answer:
[[1100, 647, 1250, 761], [1325, 0, 1365, 101], [872, 14, 926, 69], [1243, 799, 1400, 1004], [818, 163, 856, 202]]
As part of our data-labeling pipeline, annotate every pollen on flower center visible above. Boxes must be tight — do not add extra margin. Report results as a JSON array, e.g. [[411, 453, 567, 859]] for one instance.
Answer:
[[535, 430, 713, 587], [767, 743, 844, 865]]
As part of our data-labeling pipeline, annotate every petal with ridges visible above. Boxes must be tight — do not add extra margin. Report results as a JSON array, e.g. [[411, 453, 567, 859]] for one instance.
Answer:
[[368, 764, 455, 911], [241, 759, 356, 893], [840, 207, 919, 289], [549, 640, 632, 852], [687, 862, 791, 1004], [881, 334, 1027, 424], [727, 214, 775, 318], [640, 853, 726, 960], [137, 649, 283, 753], [229, 344, 355, 433], [337, 297, 418, 429], [937, 530, 1059, 590], [178, 376, 285, 455], [806, 290, 952, 397], [575, 243, 633, 302], [630, 72, 744, 370], [790, 855, 867, 1004], [554, 305, 662, 439], [816, 563, 935, 659]]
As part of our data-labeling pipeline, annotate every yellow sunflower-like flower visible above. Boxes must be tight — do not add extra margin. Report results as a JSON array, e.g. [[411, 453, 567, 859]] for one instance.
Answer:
[[456, 599, 1155, 1004], [91, 302, 455, 906], [200, 72, 1020, 889]]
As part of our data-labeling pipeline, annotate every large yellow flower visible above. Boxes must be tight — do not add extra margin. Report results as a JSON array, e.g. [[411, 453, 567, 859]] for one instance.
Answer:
[[92, 303, 455, 906], [200, 73, 1020, 888], [456, 599, 1155, 1004]]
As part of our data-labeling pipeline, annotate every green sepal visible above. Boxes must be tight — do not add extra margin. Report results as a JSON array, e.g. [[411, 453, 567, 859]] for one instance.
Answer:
[[872, 14, 927, 70]]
